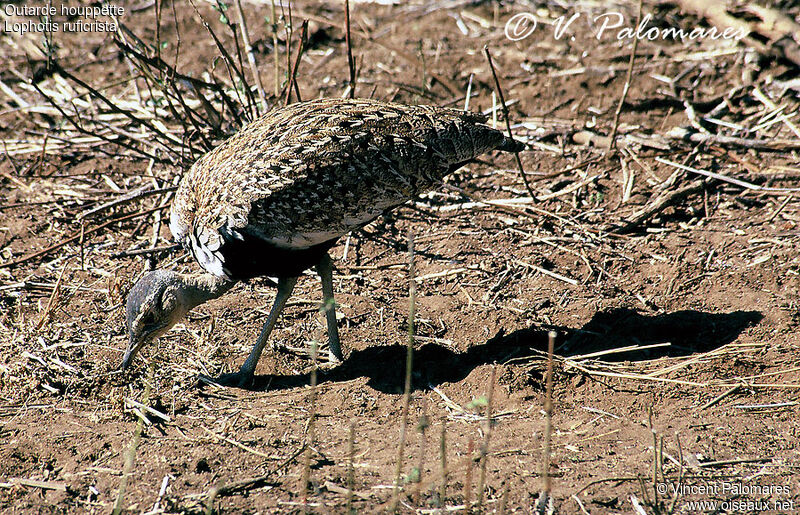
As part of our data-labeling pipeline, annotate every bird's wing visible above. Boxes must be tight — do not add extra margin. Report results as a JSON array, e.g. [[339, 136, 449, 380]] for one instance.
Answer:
[[170, 99, 509, 276]]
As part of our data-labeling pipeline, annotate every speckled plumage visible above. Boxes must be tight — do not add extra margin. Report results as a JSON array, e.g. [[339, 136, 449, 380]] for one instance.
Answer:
[[123, 98, 524, 383], [169, 98, 522, 280]]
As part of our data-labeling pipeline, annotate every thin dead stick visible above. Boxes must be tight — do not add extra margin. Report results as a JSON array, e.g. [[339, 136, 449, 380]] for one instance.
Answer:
[[56, 67, 185, 150], [113, 363, 154, 515], [464, 437, 474, 513], [235, 0, 266, 110], [283, 0, 294, 102], [114, 35, 217, 145], [391, 230, 416, 513], [464, 73, 474, 111], [667, 126, 800, 151], [202, 426, 274, 460], [767, 195, 793, 223], [752, 86, 800, 140], [483, 45, 535, 200], [285, 20, 309, 105], [80, 186, 177, 219], [79, 222, 86, 271], [270, 0, 280, 97], [656, 157, 800, 193], [536, 331, 557, 514], [111, 244, 180, 259], [8, 479, 67, 492], [700, 385, 740, 410], [30, 81, 167, 164], [36, 133, 48, 175], [616, 178, 708, 233], [344, 0, 356, 98], [414, 399, 428, 505], [346, 421, 356, 513], [475, 365, 497, 511], [515, 259, 579, 286], [214, 444, 307, 497], [439, 420, 448, 508], [301, 341, 319, 505], [0, 205, 169, 269], [35, 259, 70, 331], [607, 0, 643, 152], [188, 0, 257, 118], [112, 36, 244, 129]]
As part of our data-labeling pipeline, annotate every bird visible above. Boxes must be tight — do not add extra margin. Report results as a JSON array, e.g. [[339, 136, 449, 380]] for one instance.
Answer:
[[122, 97, 524, 387]]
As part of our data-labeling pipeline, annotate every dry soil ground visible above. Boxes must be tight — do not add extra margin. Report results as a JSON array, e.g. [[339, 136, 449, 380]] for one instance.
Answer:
[[1, 0, 799, 513]]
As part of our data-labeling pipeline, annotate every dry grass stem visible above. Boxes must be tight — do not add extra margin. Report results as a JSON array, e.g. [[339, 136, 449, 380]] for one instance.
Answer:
[[483, 45, 534, 200], [607, 0, 643, 152], [391, 230, 416, 512]]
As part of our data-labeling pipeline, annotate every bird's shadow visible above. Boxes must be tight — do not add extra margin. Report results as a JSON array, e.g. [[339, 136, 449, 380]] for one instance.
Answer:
[[237, 308, 762, 393]]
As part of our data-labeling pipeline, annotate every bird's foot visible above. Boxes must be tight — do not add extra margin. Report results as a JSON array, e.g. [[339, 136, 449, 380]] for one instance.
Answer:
[[199, 370, 255, 389], [328, 351, 343, 365]]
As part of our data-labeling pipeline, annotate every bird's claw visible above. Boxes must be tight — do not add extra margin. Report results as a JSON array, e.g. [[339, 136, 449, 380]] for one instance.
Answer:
[[199, 371, 255, 389]]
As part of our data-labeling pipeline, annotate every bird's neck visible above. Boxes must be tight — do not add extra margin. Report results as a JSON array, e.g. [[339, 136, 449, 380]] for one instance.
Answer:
[[179, 273, 236, 310]]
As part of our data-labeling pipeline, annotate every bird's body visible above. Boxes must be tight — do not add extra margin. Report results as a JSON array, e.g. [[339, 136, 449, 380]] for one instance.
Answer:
[[124, 98, 523, 386], [170, 98, 519, 280]]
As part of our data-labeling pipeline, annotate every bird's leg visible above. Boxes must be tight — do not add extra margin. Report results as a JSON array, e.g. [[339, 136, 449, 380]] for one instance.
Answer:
[[215, 276, 298, 388], [316, 253, 343, 363]]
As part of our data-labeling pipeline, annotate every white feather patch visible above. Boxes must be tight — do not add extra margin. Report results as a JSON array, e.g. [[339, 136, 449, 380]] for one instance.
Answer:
[[189, 231, 229, 279], [169, 211, 189, 243]]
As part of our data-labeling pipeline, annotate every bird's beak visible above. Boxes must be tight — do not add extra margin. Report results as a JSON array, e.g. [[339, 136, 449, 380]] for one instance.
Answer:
[[121, 335, 144, 371]]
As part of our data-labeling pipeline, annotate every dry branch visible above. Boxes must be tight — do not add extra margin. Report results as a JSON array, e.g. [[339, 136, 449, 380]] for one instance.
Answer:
[[667, 126, 800, 151], [483, 45, 534, 200], [0, 205, 169, 269], [616, 178, 708, 233]]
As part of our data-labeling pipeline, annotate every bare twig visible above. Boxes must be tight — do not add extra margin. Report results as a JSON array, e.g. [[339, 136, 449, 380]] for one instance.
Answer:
[[270, 0, 280, 97], [667, 126, 800, 151], [35, 259, 70, 331], [79, 186, 177, 219], [301, 341, 319, 505], [344, 0, 356, 98], [0, 205, 169, 269], [346, 421, 356, 513], [475, 365, 497, 511], [438, 420, 448, 508], [464, 437, 474, 513], [607, 0, 643, 152], [213, 445, 307, 497], [8, 479, 67, 492], [536, 331, 557, 514], [111, 244, 180, 259], [285, 20, 309, 105], [391, 230, 416, 512], [188, 0, 256, 119], [235, 0, 266, 110], [483, 45, 534, 200], [616, 178, 708, 233], [657, 157, 800, 193], [112, 363, 155, 515]]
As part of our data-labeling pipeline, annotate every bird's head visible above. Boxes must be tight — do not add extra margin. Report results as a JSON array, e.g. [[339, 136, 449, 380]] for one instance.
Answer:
[[122, 270, 188, 371]]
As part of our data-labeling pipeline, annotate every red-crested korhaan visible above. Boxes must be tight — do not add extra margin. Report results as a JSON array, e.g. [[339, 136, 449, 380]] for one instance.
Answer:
[[123, 98, 523, 387]]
